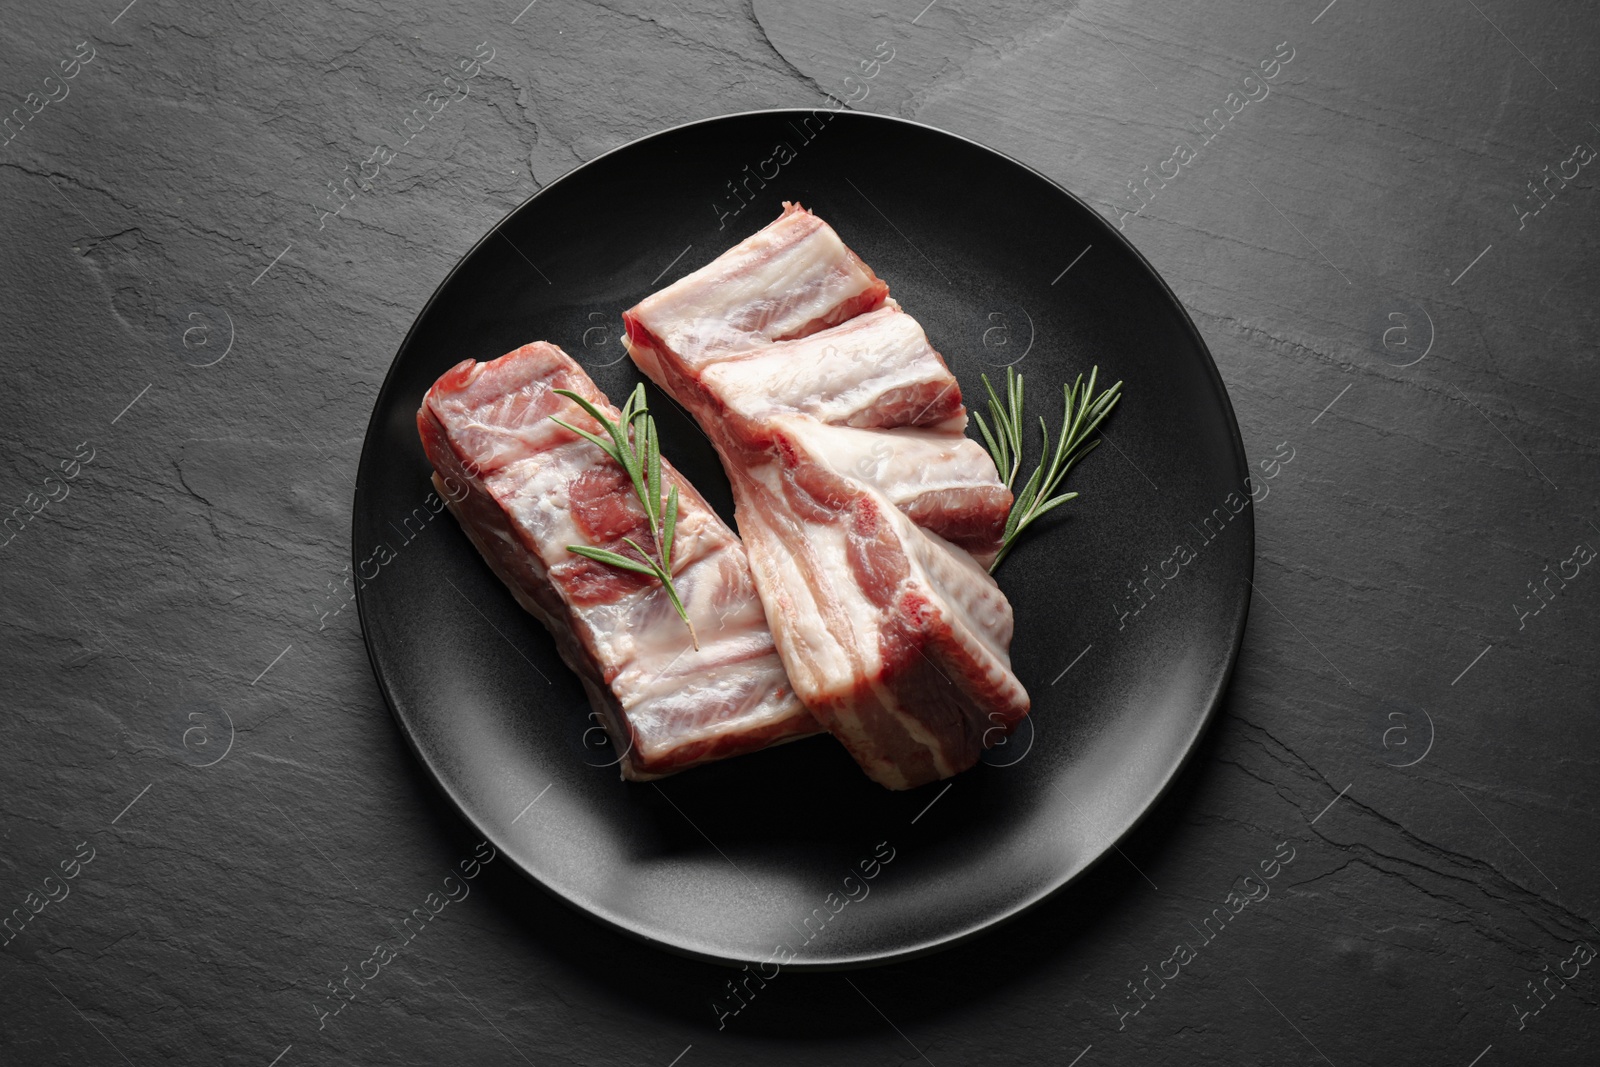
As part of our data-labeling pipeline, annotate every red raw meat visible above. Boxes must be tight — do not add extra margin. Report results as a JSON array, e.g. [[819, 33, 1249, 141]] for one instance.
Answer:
[[624, 204, 1030, 789], [418, 341, 818, 779]]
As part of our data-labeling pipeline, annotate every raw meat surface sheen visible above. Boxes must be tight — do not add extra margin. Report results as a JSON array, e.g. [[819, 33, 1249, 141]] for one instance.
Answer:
[[417, 341, 818, 780], [624, 203, 1031, 790]]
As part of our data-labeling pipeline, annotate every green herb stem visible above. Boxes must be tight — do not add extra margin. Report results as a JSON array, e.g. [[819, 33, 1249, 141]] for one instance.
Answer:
[[550, 384, 699, 649], [973, 365, 1122, 572]]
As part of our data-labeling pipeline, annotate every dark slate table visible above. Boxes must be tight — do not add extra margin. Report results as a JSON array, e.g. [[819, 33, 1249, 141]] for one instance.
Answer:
[[3, 1, 1596, 1064]]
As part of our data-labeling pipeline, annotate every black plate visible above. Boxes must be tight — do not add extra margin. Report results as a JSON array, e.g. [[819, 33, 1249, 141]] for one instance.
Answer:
[[354, 109, 1252, 968]]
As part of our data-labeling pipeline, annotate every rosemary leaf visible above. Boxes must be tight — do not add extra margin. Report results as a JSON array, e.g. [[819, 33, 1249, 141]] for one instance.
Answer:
[[1032, 491, 1079, 516], [662, 485, 679, 568], [1009, 367, 1024, 466], [646, 415, 662, 527], [972, 410, 1004, 478], [566, 545, 659, 577]]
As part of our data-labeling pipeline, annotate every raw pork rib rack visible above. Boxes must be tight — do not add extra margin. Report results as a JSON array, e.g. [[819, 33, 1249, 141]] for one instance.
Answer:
[[418, 341, 818, 780], [624, 203, 1031, 790]]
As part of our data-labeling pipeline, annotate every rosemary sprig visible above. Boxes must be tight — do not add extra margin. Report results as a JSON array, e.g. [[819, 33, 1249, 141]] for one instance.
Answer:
[[549, 384, 699, 650], [973, 365, 1122, 573]]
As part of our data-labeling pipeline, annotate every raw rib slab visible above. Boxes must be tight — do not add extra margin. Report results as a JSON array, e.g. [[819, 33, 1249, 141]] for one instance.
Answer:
[[625, 201, 890, 382], [700, 304, 966, 433], [417, 341, 817, 780], [624, 204, 1029, 789]]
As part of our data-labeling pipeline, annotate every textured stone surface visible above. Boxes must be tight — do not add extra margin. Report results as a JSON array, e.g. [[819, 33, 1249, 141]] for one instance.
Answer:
[[2, 0, 1598, 1064]]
